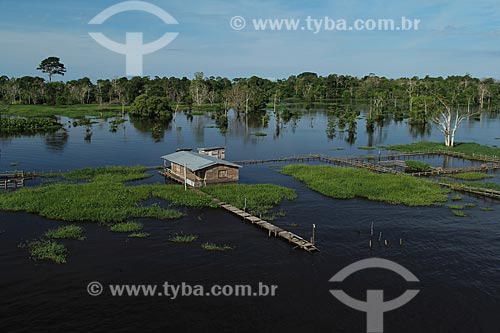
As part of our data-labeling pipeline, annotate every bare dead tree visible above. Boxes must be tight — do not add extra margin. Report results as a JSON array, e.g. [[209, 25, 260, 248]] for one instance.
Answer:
[[432, 95, 480, 147]]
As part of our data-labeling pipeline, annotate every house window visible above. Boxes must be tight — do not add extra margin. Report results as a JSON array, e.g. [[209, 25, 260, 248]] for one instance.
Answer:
[[218, 170, 228, 178]]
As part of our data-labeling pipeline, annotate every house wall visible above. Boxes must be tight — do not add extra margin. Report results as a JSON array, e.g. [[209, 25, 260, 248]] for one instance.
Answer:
[[201, 165, 239, 184], [170, 163, 199, 181], [168, 162, 238, 186]]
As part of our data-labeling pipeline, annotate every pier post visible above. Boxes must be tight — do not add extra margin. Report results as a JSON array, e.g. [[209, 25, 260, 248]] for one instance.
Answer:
[[311, 224, 316, 245]]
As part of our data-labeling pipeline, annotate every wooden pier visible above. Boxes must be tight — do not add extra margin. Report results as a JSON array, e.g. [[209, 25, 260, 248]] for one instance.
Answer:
[[0, 171, 37, 190], [234, 154, 321, 165], [200, 193, 319, 252], [321, 156, 403, 174], [439, 182, 500, 200]]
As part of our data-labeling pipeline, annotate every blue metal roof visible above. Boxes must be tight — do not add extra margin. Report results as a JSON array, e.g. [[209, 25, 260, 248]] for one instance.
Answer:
[[161, 151, 241, 172]]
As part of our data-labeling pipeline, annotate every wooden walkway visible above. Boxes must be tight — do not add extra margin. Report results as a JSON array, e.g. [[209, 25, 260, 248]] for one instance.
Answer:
[[321, 156, 403, 174], [439, 182, 500, 200], [204, 194, 319, 253], [234, 154, 321, 165], [0, 171, 37, 190]]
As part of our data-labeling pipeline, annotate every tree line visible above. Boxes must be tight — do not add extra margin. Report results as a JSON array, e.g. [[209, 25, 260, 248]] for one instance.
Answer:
[[2, 71, 499, 116]]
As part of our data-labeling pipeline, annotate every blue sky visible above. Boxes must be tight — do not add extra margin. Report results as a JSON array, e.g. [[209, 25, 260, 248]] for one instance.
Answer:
[[1, 0, 500, 80]]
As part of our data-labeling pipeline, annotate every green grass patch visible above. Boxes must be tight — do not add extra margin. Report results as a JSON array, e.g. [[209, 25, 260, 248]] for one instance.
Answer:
[[50, 166, 152, 182], [452, 210, 468, 217], [358, 146, 375, 150], [201, 184, 297, 216], [405, 160, 432, 173], [110, 222, 143, 233], [280, 165, 449, 206], [0, 166, 216, 223], [201, 242, 233, 251], [451, 194, 463, 201], [23, 240, 67, 264], [388, 142, 500, 160], [253, 132, 268, 137], [128, 232, 150, 238], [168, 234, 198, 243], [5, 104, 126, 118], [448, 205, 465, 210], [448, 172, 492, 181], [480, 207, 495, 211], [45, 225, 85, 240], [465, 203, 477, 208]]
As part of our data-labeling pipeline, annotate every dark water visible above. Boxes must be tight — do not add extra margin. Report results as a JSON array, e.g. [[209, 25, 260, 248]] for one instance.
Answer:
[[1, 110, 500, 332]]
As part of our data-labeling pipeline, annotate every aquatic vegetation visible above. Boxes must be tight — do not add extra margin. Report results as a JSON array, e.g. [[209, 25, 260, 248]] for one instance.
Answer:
[[451, 195, 463, 201], [110, 222, 143, 233], [405, 160, 432, 173], [358, 146, 375, 150], [465, 203, 477, 208], [480, 207, 494, 211], [452, 210, 468, 217], [0, 167, 215, 223], [130, 206, 183, 219], [168, 234, 198, 243], [128, 232, 150, 238], [4, 104, 125, 118], [448, 205, 465, 210], [21, 240, 68, 264], [45, 225, 85, 240], [448, 172, 492, 181], [0, 117, 62, 134], [202, 184, 297, 216], [280, 165, 449, 206], [201, 242, 233, 251], [253, 132, 267, 137], [50, 166, 153, 182], [389, 142, 500, 160]]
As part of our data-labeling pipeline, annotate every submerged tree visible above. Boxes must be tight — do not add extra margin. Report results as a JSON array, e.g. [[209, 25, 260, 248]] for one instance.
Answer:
[[37, 57, 66, 82], [432, 95, 480, 147], [131, 94, 172, 119]]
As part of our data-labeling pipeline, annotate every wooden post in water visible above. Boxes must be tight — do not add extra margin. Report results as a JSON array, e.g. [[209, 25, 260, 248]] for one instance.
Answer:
[[311, 224, 316, 245], [370, 222, 374, 237], [184, 163, 187, 191], [378, 232, 382, 243]]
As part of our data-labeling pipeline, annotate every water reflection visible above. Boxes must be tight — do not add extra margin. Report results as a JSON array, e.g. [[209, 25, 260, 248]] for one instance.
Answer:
[[44, 130, 68, 152]]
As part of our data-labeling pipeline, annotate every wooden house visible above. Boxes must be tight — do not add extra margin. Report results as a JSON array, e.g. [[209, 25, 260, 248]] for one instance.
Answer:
[[161, 151, 241, 187], [197, 147, 226, 160]]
